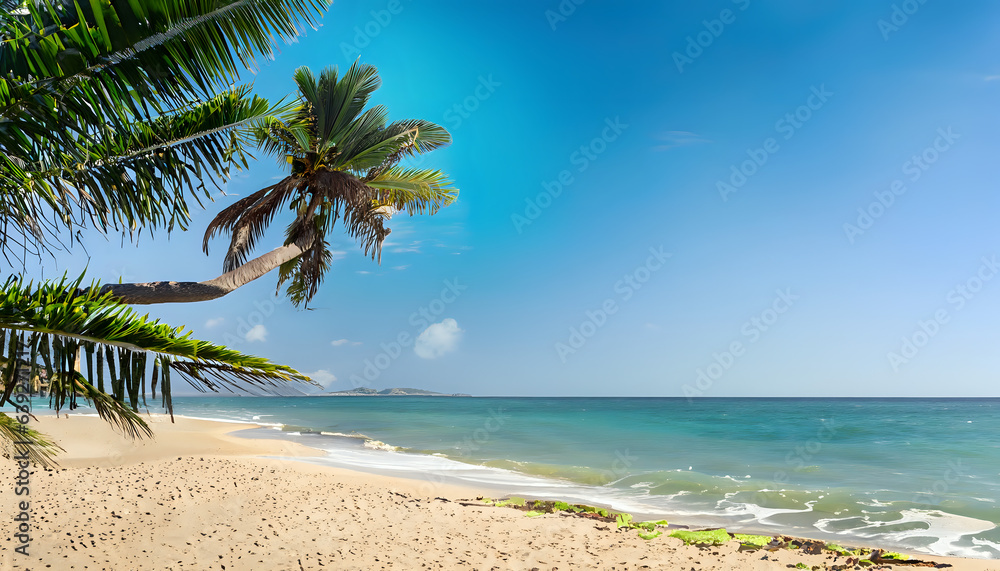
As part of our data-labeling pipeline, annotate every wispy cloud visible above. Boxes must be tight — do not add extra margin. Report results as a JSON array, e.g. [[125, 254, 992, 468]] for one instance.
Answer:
[[205, 317, 225, 329], [414, 318, 463, 359], [985, 75, 1000, 82], [245, 324, 268, 343], [393, 265, 410, 271], [331, 339, 362, 347], [390, 240, 422, 254], [307, 369, 337, 388], [653, 130, 711, 151]]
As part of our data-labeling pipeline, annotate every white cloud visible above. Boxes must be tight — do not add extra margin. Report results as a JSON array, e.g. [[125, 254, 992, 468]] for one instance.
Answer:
[[308, 369, 337, 387], [330, 250, 347, 261], [393, 265, 410, 271], [205, 317, 225, 329], [653, 130, 711, 151], [357, 270, 371, 275], [414, 318, 463, 359], [391, 240, 422, 254], [245, 324, 268, 343], [331, 338, 362, 347], [985, 75, 1000, 81]]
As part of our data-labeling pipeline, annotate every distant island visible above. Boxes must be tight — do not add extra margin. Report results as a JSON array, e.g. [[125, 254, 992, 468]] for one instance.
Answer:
[[323, 387, 471, 397]]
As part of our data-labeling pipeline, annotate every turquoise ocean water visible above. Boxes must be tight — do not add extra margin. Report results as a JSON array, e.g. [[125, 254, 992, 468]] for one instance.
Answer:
[[161, 397, 998, 558]]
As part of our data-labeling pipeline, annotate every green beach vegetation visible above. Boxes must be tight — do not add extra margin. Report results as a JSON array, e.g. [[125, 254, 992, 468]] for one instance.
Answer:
[[0, 0, 456, 465]]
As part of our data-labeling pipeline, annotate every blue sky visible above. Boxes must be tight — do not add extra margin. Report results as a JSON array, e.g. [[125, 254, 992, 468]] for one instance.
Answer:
[[40, 0, 1000, 396]]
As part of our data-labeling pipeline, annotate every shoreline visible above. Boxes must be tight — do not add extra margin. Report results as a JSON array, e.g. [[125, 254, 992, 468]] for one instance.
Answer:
[[1, 414, 995, 569]]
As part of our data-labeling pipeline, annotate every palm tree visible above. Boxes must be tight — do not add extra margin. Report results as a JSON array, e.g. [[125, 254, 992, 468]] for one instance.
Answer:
[[0, 0, 329, 464], [199, 62, 458, 307], [0, 0, 325, 258]]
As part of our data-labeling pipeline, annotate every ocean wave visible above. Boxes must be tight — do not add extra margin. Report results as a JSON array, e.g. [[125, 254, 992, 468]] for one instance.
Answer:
[[363, 439, 400, 452], [320, 431, 370, 440]]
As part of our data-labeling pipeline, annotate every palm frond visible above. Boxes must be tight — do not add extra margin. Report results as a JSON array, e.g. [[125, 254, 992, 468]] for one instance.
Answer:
[[3, 88, 289, 245], [1, 0, 328, 107], [0, 0, 329, 257], [202, 179, 302, 271], [366, 167, 459, 216], [0, 273, 317, 462], [314, 61, 381, 149], [0, 412, 63, 468]]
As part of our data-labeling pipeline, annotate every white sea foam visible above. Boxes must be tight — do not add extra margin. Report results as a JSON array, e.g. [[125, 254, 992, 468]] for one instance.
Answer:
[[267, 444, 657, 516], [717, 499, 817, 525], [363, 439, 399, 452], [859, 498, 892, 507], [320, 431, 369, 440], [814, 509, 999, 559], [173, 414, 283, 428]]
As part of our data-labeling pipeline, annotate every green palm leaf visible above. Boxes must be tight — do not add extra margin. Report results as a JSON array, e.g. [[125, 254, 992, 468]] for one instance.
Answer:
[[0, 0, 328, 257], [367, 167, 459, 216], [4, 87, 295, 241], [0, 273, 316, 464], [0, 412, 63, 468], [207, 61, 458, 307]]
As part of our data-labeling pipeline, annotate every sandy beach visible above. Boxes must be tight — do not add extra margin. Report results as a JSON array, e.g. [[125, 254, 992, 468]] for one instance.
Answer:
[[2, 415, 996, 570]]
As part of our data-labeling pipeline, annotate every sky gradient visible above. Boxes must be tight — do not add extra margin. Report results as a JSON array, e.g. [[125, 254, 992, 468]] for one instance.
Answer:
[[35, 0, 1000, 396]]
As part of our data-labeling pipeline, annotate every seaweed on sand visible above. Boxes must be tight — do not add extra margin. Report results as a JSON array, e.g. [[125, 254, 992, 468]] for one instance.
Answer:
[[668, 528, 731, 546]]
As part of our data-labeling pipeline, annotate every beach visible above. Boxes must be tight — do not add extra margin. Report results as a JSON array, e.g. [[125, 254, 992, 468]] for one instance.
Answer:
[[1, 414, 995, 570]]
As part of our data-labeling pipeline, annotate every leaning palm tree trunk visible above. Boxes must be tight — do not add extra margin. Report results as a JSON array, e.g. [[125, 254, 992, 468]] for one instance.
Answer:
[[102, 234, 315, 304]]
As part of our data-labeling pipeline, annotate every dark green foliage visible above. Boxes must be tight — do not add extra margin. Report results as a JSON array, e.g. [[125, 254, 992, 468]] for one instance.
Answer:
[[0, 0, 326, 257]]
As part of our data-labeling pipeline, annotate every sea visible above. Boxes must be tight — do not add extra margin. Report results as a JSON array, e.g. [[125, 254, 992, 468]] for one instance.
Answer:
[[103, 397, 1000, 558]]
